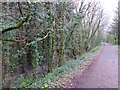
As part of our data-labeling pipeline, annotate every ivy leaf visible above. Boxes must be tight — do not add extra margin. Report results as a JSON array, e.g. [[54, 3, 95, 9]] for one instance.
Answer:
[[44, 83, 49, 88]]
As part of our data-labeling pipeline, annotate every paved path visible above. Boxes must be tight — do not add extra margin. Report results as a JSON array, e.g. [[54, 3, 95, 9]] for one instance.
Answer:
[[67, 44, 118, 88]]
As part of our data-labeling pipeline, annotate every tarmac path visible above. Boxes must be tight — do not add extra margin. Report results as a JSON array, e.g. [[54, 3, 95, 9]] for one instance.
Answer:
[[67, 44, 118, 88]]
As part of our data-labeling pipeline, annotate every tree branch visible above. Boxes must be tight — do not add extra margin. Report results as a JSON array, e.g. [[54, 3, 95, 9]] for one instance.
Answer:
[[0, 39, 25, 42], [1, 31, 51, 43], [1, 1, 31, 34]]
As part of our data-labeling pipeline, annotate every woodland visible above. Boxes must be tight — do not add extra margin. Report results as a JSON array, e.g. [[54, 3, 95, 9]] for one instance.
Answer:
[[0, 0, 118, 88]]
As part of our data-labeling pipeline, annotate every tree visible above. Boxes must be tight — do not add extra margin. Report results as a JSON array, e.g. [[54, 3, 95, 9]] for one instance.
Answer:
[[1, 0, 106, 88]]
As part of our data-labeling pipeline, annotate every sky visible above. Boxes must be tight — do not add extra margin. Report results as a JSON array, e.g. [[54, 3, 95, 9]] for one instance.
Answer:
[[76, 0, 118, 33], [99, 0, 118, 34], [77, 0, 118, 31], [99, 0, 118, 24]]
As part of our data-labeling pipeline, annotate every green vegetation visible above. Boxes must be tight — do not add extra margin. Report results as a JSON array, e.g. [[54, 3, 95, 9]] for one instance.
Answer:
[[1, 0, 110, 88], [15, 46, 99, 88], [106, 5, 119, 45]]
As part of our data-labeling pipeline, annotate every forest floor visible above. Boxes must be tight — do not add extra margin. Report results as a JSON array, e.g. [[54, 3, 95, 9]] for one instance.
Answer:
[[65, 44, 118, 88]]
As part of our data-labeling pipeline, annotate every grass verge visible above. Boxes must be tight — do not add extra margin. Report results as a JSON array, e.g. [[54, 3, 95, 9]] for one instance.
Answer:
[[15, 46, 100, 88]]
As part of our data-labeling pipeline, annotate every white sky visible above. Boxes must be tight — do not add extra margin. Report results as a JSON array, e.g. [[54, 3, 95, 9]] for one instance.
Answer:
[[99, 0, 118, 24], [78, 0, 118, 29], [79, 0, 118, 33], [95, 0, 118, 33]]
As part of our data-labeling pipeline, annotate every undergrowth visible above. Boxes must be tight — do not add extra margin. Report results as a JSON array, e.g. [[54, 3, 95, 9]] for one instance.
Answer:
[[15, 46, 100, 88]]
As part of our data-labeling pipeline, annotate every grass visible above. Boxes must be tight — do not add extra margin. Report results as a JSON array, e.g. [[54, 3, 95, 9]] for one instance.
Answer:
[[15, 46, 100, 88]]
